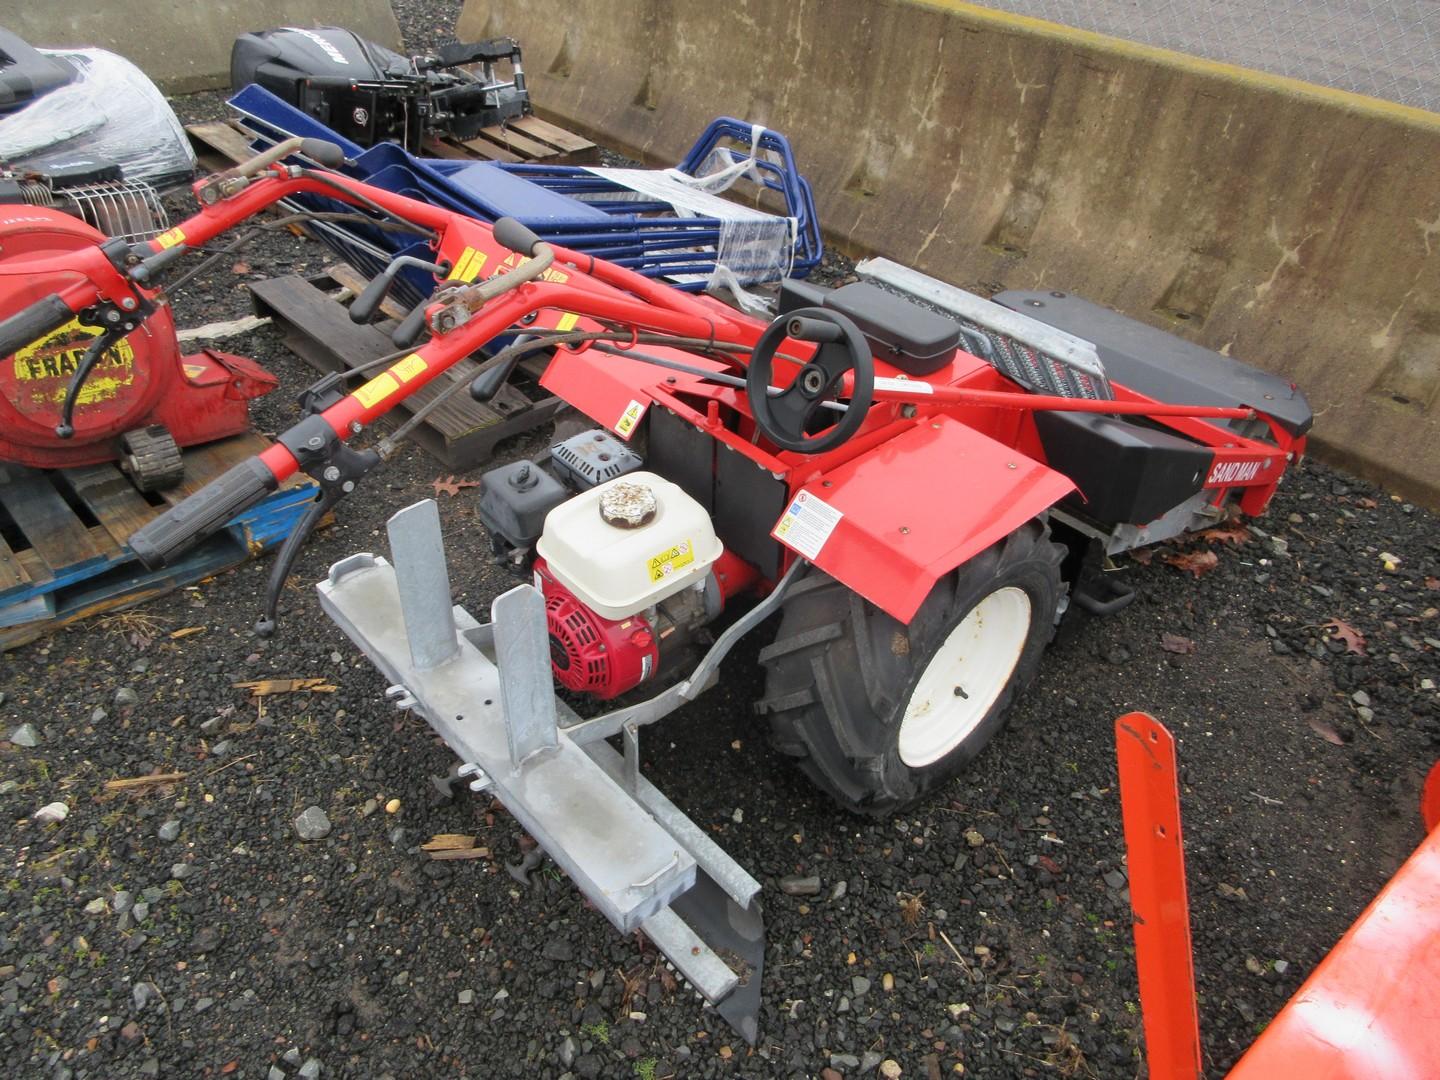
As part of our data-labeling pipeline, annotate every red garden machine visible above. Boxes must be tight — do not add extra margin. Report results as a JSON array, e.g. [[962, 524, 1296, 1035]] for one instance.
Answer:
[[1, 135, 1310, 1041], [0, 195, 276, 490]]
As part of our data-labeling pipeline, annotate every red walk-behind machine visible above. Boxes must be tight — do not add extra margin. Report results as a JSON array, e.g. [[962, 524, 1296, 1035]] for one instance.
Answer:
[[0, 135, 1312, 1042], [0, 200, 275, 490]]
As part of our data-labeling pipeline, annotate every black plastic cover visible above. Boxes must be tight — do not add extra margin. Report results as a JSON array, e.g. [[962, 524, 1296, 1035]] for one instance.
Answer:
[[550, 429, 643, 490], [477, 460, 569, 549], [997, 290, 1312, 437], [778, 279, 960, 375], [1035, 411, 1212, 526], [0, 30, 75, 114]]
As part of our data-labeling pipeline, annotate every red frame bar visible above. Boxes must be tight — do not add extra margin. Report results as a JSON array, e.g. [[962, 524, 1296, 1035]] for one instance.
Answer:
[[1115, 712, 1204, 1080]]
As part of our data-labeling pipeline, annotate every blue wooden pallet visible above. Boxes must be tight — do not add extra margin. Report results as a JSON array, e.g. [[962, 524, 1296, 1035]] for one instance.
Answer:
[[0, 433, 317, 649]]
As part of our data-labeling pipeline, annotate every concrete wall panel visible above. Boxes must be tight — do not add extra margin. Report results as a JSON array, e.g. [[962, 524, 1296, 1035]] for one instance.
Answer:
[[460, 0, 1440, 504], [12, 1, 403, 93]]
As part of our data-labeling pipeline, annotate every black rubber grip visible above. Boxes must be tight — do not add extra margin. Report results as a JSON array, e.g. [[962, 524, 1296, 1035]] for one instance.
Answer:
[[786, 316, 844, 344], [129, 243, 187, 284], [391, 301, 429, 347], [128, 456, 278, 568], [0, 294, 75, 357], [300, 137, 345, 168], [349, 271, 394, 324], [492, 216, 543, 257]]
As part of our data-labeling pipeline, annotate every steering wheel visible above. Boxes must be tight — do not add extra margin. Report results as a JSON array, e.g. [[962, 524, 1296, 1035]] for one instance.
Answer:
[[746, 307, 874, 454]]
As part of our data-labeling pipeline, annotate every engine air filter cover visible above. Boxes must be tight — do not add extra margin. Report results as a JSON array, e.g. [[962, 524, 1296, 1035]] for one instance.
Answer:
[[536, 471, 722, 620]]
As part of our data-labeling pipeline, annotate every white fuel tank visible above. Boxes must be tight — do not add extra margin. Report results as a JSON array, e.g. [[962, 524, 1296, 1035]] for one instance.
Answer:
[[536, 471, 722, 620]]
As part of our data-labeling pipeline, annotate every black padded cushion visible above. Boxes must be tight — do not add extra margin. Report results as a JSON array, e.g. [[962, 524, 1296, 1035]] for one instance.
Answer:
[[779, 279, 961, 375]]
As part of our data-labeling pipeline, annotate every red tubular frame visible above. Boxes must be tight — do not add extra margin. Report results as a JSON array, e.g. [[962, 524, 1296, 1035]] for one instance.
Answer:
[[8, 158, 1302, 545]]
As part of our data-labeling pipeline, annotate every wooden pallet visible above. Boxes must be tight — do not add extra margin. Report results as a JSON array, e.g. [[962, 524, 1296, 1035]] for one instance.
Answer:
[[187, 113, 598, 171], [248, 266, 563, 471], [0, 433, 320, 650]]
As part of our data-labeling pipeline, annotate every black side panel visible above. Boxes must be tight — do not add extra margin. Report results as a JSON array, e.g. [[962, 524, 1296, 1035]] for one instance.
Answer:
[[715, 443, 788, 580], [1035, 411, 1212, 526], [648, 407, 787, 579], [996, 290, 1312, 437], [647, 407, 714, 514]]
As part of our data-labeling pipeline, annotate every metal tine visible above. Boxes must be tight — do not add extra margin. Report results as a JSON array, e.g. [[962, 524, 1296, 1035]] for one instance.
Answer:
[[385, 500, 460, 671]]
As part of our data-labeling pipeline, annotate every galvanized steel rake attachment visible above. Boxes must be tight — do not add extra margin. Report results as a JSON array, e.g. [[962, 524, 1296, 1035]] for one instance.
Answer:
[[316, 500, 796, 1043]]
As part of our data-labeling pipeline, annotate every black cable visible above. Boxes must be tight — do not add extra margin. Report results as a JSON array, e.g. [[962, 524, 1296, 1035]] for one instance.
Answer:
[[298, 170, 437, 241]]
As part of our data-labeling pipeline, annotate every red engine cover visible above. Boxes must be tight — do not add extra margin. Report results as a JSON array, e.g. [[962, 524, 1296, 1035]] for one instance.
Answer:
[[536, 560, 658, 700]]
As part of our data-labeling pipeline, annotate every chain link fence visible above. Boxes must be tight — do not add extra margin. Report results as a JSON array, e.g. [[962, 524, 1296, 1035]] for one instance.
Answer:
[[971, 1, 1440, 113]]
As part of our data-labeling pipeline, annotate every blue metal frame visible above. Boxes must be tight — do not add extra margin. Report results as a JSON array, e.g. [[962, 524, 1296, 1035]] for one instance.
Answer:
[[226, 86, 822, 308]]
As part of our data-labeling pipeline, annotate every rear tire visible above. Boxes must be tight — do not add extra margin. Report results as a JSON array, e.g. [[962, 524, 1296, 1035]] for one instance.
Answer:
[[758, 519, 1065, 816]]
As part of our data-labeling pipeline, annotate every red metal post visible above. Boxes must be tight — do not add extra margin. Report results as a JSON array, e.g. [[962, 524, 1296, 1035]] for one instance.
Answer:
[[1115, 712, 1204, 1080]]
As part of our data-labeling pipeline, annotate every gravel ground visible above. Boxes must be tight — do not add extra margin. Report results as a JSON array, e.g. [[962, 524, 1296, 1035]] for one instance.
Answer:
[[3, 5, 1439, 1078]]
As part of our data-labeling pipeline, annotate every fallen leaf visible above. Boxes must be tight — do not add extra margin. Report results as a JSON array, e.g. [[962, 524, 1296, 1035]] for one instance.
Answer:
[[1307, 716, 1347, 746], [431, 475, 480, 497], [1163, 550, 1219, 578], [1161, 633, 1197, 654], [1036, 854, 1063, 875], [221, 1064, 239, 1076], [1357, 497, 1378, 509], [1130, 548, 1154, 566], [1201, 524, 1250, 546], [1323, 618, 1367, 656], [1427, 577, 1440, 591], [231, 260, 251, 275], [169, 626, 206, 640]]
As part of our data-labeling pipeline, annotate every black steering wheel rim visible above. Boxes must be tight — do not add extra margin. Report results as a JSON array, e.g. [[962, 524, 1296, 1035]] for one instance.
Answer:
[[746, 307, 874, 454]]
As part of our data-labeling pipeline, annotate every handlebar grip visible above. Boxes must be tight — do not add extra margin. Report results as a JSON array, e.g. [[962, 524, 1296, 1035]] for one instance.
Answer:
[[492, 216, 543, 257], [0, 294, 75, 357], [129, 243, 187, 285], [299, 137, 345, 169], [128, 457, 278, 569], [785, 316, 844, 344]]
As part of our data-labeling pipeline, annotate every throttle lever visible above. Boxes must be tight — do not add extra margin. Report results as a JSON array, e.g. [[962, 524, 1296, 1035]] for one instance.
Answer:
[[256, 438, 380, 637], [54, 317, 140, 438], [349, 255, 450, 325]]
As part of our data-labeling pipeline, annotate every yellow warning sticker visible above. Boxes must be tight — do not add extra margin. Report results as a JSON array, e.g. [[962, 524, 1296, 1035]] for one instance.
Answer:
[[447, 247, 488, 282], [392, 353, 427, 383], [615, 398, 646, 439], [154, 227, 186, 250], [555, 312, 580, 332], [354, 371, 399, 409], [183, 363, 207, 379], [12, 317, 135, 408], [647, 539, 695, 583]]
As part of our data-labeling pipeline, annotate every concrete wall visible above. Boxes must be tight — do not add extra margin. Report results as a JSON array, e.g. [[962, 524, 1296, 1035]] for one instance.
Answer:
[[12, 1, 403, 93], [460, 0, 1440, 505]]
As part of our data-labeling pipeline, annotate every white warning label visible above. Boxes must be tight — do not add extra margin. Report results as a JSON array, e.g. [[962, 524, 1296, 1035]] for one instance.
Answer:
[[772, 489, 843, 560], [873, 376, 934, 394]]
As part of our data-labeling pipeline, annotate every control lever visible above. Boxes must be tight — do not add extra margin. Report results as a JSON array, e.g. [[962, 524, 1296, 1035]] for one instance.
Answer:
[[54, 303, 150, 436], [349, 255, 451, 325]]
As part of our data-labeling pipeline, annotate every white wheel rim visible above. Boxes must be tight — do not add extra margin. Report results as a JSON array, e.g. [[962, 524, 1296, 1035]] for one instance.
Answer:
[[897, 586, 1032, 768]]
